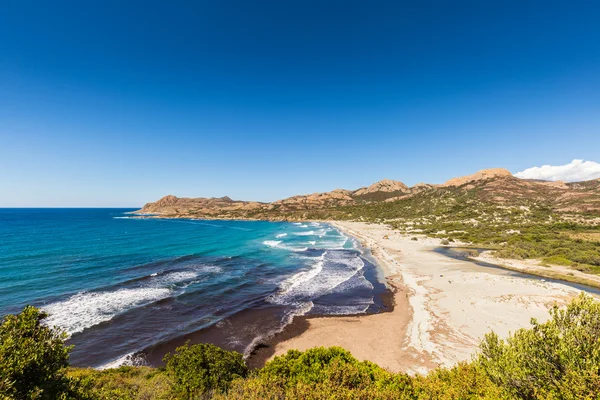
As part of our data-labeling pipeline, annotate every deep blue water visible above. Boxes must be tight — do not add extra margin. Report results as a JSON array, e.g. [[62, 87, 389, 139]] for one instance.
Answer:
[[0, 209, 385, 367]]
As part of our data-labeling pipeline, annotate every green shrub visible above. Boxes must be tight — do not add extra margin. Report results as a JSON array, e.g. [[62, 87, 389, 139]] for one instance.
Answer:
[[414, 362, 509, 399], [0, 306, 77, 399], [69, 366, 173, 400], [542, 255, 574, 266], [220, 347, 415, 399], [478, 293, 600, 399], [262, 347, 413, 395], [6, 295, 600, 399], [164, 342, 248, 397]]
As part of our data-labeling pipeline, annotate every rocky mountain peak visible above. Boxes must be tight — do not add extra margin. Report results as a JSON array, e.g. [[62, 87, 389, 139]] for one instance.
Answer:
[[354, 179, 409, 196], [154, 195, 179, 206], [441, 168, 513, 187]]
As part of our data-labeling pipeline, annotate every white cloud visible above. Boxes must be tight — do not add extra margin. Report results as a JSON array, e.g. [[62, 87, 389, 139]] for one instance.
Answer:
[[514, 159, 600, 182]]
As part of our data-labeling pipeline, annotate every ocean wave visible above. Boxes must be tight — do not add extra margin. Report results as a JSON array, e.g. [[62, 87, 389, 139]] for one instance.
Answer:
[[242, 300, 314, 359], [41, 268, 211, 336], [268, 250, 365, 306], [275, 233, 288, 238], [310, 302, 372, 315], [42, 287, 173, 336], [263, 240, 282, 247], [318, 238, 349, 250], [292, 230, 318, 236], [263, 240, 308, 252], [98, 352, 148, 370], [270, 253, 326, 305]]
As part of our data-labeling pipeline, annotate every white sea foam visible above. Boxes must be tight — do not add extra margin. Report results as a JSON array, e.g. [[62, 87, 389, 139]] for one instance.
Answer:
[[158, 270, 199, 284], [270, 253, 326, 305], [243, 301, 314, 359], [318, 237, 349, 250], [308, 241, 316, 245], [42, 287, 172, 336], [97, 352, 148, 370], [42, 268, 208, 336], [263, 240, 282, 248], [311, 302, 372, 315], [276, 233, 288, 238], [198, 265, 223, 274], [263, 240, 307, 252], [269, 251, 365, 305], [292, 230, 315, 236]]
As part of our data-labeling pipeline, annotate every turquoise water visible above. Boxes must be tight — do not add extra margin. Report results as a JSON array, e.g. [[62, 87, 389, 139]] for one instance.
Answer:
[[0, 209, 385, 367]]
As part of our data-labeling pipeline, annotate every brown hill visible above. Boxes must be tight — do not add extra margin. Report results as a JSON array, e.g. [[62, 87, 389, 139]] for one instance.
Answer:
[[137, 169, 600, 220], [441, 168, 513, 187]]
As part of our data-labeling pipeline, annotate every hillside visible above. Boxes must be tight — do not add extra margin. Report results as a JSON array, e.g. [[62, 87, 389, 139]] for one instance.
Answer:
[[137, 168, 600, 220], [138, 169, 600, 278]]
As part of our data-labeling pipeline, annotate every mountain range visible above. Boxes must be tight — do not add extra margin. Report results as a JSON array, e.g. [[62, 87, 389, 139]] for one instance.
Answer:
[[137, 168, 600, 221]]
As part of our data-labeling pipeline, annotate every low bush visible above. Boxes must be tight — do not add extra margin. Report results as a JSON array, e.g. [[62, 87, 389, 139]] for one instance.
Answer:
[[70, 367, 172, 400], [6, 295, 600, 399], [164, 342, 248, 398], [478, 293, 600, 399], [0, 306, 78, 399]]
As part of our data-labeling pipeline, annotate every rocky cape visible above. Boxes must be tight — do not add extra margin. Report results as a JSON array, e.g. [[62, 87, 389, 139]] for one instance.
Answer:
[[137, 168, 600, 221]]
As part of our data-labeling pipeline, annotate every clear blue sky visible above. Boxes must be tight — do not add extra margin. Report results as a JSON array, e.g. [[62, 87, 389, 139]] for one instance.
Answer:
[[1, 1, 599, 207]]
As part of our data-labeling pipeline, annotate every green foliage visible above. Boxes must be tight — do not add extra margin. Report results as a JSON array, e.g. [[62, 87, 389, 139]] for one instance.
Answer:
[[478, 293, 600, 399], [69, 367, 172, 400], [7, 295, 600, 399], [217, 347, 415, 399], [0, 306, 76, 399], [164, 342, 248, 397], [260, 346, 412, 390], [413, 362, 510, 399]]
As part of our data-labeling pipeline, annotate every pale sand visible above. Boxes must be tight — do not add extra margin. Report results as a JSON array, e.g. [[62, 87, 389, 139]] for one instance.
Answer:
[[270, 221, 593, 375]]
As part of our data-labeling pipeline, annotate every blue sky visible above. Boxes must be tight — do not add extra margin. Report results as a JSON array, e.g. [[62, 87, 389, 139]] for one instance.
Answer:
[[1, 1, 599, 207]]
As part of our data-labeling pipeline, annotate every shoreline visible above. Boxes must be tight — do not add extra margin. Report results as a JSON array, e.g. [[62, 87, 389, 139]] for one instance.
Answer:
[[246, 284, 397, 369], [262, 221, 595, 375], [132, 213, 600, 290]]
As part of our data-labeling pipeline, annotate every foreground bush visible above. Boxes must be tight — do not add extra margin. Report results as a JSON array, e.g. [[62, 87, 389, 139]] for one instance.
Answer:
[[0, 306, 76, 399], [69, 367, 172, 400], [413, 362, 510, 399], [218, 347, 414, 399], [6, 294, 600, 399], [478, 293, 600, 399], [164, 342, 248, 398]]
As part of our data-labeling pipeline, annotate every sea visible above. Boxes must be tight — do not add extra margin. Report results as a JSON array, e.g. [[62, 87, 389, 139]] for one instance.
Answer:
[[0, 208, 388, 368]]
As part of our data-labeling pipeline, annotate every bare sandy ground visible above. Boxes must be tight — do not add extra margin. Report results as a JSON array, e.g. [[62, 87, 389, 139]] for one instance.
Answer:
[[270, 221, 592, 375]]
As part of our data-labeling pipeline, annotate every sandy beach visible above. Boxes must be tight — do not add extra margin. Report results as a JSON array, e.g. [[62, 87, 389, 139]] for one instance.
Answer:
[[269, 221, 592, 375]]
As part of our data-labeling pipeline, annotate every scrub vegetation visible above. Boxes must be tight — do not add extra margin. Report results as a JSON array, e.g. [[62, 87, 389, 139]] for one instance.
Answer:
[[2, 294, 600, 399]]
